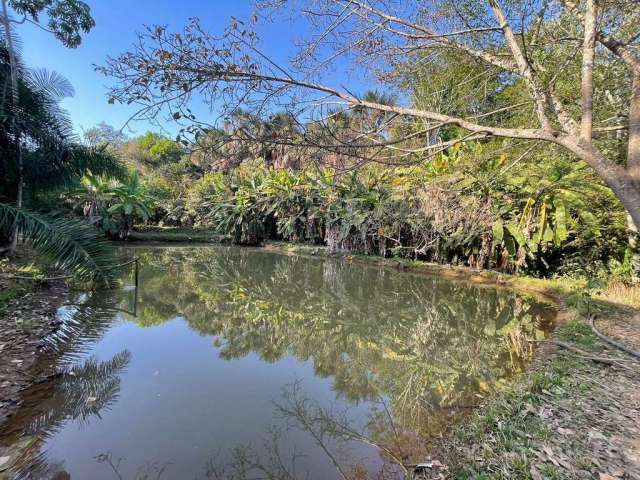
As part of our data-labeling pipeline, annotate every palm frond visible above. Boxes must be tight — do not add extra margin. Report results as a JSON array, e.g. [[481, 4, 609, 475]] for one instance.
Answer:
[[0, 21, 23, 65], [0, 203, 119, 286], [27, 68, 75, 100], [25, 144, 126, 191]]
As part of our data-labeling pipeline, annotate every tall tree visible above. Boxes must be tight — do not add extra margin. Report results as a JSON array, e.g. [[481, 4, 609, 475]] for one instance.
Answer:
[[98, 0, 640, 234], [1, 0, 94, 253]]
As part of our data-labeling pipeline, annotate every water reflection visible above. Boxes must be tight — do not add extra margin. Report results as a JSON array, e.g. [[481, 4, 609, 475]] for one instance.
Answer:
[[1, 351, 130, 479], [129, 247, 554, 437], [0, 246, 555, 479], [0, 293, 132, 479]]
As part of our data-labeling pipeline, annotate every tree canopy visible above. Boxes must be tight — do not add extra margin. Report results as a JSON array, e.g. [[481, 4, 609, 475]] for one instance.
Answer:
[[98, 0, 640, 229]]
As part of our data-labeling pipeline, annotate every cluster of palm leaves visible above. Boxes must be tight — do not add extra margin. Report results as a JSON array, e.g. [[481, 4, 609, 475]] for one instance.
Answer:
[[0, 34, 124, 284], [69, 172, 155, 240], [184, 144, 627, 274]]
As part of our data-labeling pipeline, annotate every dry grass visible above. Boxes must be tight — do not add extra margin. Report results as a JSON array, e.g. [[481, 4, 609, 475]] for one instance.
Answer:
[[599, 281, 640, 310]]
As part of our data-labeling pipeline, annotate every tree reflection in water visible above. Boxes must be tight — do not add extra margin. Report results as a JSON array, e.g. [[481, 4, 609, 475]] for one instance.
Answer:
[[122, 246, 555, 476], [0, 293, 131, 479], [1, 246, 555, 479]]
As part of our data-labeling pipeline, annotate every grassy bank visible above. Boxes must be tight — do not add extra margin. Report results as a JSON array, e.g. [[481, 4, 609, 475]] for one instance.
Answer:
[[440, 316, 639, 479]]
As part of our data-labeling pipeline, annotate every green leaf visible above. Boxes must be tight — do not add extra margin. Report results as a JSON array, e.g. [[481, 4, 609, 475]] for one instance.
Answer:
[[505, 223, 526, 247], [537, 202, 547, 243], [554, 201, 568, 246], [0, 203, 119, 286], [504, 236, 516, 257], [492, 220, 504, 245]]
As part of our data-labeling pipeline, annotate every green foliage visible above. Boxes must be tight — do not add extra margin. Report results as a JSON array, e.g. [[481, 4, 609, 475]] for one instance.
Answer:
[[136, 132, 185, 165], [106, 173, 154, 226], [69, 171, 155, 240], [0, 25, 124, 285], [0, 54, 123, 203], [171, 142, 627, 277], [0, 203, 117, 286], [8, 0, 95, 48]]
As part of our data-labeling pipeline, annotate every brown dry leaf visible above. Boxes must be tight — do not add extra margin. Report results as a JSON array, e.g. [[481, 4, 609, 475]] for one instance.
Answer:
[[530, 465, 544, 480], [598, 473, 617, 480], [542, 445, 560, 466]]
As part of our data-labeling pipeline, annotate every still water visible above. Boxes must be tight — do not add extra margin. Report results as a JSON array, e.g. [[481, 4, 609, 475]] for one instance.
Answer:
[[1, 246, 555, 479]]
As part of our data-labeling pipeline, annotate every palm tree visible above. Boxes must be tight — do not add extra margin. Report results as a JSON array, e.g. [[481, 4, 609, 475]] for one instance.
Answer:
[[0, 33, 123, 284], [105, 172, 155, 239], [0, 204, 120, 285]]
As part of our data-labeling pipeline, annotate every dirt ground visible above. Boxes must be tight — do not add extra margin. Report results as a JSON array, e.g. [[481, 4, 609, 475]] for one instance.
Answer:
[[528, 340, 640, 479]]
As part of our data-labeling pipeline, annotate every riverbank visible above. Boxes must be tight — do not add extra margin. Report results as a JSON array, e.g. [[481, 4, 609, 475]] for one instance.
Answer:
[[128, 225, 230, 243], [0, 257, 69, 428], [435, 314, 640, 480]]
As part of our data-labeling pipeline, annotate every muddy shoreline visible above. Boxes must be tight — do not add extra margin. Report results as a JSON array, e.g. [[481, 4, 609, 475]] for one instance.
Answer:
[[0, 280, 69, 426]]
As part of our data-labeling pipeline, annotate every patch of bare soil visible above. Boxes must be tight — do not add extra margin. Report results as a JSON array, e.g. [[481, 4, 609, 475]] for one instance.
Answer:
[[0, 281, 68, 425], [596, 314, 640, 354]]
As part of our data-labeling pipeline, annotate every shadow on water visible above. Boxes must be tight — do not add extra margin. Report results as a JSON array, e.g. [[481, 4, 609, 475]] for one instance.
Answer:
[[0, 246, 556, 479]]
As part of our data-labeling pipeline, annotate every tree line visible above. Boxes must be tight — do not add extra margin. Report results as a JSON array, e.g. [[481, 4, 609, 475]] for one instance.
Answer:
[[0, 0, 638, 283]]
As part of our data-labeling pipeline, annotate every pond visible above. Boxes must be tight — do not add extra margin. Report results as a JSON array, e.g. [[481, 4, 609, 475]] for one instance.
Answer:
[[0, 245, 556, 479]]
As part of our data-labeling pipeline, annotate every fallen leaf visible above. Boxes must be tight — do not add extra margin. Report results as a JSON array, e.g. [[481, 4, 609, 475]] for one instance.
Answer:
[[530, 465, 544, 480], [599, 474, 617, 480]]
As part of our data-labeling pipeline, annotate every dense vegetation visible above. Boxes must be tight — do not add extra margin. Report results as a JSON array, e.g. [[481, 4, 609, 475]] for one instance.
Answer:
[[0, 0, 122, 285], [1, 0, 638, 285], [63, 124, 631, 280]]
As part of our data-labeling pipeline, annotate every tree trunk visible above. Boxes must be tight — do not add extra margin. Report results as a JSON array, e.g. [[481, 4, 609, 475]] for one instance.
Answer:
[[628, 71, 640, 179], [626, 70, 640, 275], [560, 139, 640, 230], [1, 0, 23, 255]]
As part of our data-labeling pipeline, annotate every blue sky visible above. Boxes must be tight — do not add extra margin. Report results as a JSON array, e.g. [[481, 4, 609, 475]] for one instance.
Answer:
[[16, 0, 371, 138]]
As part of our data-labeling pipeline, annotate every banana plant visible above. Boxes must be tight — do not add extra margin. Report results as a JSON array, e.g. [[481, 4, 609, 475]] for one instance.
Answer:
[[489, 156, 611, 271], [68, 172, 115, 222]]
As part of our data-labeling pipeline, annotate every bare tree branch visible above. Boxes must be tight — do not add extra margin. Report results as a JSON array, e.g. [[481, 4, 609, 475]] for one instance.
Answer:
[[580, 0, 597, 142]]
